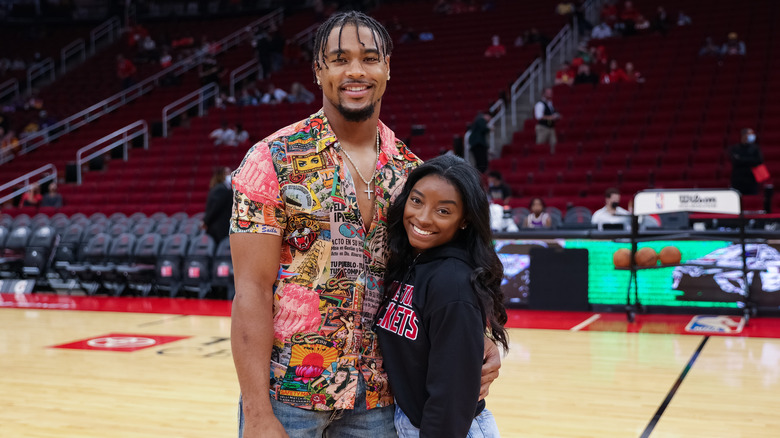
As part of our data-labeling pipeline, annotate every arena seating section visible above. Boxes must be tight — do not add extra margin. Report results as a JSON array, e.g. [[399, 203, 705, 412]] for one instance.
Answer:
[[496, 0, 779, 213], [2, 0, 777, 297]]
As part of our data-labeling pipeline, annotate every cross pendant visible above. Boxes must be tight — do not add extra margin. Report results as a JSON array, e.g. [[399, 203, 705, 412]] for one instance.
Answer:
[[364, 187, 372, 199]]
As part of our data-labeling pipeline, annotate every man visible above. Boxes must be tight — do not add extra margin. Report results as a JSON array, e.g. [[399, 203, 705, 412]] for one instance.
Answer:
[[202, 167, 232, 244], [468, 111, 491, 173], [486, 170, 511, 205], [591, 187, 631, 230], [229, 12, 501, 438], [729, 128, 765, 195], [534, 87, 561, 154]]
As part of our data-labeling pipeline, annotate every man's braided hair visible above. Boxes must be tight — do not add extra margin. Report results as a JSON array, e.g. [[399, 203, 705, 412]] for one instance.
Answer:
[[312, 10, 393, 74]]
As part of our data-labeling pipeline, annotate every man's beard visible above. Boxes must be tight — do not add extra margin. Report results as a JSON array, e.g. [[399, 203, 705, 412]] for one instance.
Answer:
[[337, 101, 376, 122]]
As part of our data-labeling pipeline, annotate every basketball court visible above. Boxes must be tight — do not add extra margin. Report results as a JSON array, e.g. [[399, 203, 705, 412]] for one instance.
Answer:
[[2, 292, 779, 437]]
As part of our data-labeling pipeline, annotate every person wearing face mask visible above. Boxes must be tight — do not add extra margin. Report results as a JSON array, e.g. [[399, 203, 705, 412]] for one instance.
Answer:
[[591, 187, 631, 230], [729, 128, 765, 195]]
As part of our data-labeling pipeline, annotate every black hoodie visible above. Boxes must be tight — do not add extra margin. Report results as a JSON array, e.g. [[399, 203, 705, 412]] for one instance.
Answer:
[[376, 242, 486, 437]]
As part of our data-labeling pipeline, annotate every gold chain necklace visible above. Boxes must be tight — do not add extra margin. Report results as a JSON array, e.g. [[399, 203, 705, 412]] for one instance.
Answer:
[[340, 130, 380, 199]]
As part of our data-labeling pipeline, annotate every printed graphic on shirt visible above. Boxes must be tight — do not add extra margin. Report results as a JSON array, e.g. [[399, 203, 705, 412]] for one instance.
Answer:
[[286, 239, 330, 287], [363, 355, 393, 408], [321, 308, 362, 355], [280, 184, 314, 211], [376, 282, 419, 340], [293, 152, 331, 175], [285, 213, 320, 252], [320, 268, 355, 309]]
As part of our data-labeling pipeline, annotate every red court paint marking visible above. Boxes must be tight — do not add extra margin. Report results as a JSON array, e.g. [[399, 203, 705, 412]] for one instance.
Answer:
[[51, 333, 190, 352], [0, 293, 232, 316]]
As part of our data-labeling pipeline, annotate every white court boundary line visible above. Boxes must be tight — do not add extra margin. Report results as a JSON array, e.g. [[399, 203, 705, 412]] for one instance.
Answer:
[[570, 314, 601, 331]]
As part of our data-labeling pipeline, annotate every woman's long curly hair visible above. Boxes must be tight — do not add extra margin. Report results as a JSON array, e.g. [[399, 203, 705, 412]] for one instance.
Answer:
[[383, 155, 508, 350]]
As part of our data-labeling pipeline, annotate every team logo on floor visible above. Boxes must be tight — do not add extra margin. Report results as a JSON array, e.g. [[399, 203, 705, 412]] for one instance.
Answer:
[[51, 333, 190, 352], [685, 315, 745, 334]]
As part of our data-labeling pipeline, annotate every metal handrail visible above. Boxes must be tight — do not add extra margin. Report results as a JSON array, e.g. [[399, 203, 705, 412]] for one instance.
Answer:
[[510, 58, 543, 126], [0, 79, 19, 104], [488, 99, 507, 152], [229, 59, 259, 97], [90, 16, 120, 55], [0, 164, 57, 206], [61, 38, 87, 74], [162, 83, 219, 137], [544, 24, 571, 81], [6, 8, 284, 165], [75, 120, 148, 184], [27, 58, 56, 91]]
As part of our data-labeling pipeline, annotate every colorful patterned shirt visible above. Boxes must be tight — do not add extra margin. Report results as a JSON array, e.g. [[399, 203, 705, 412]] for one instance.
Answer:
[[230, 110, 421, 411]]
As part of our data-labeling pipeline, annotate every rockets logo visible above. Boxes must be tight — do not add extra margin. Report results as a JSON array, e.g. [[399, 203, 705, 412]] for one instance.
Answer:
[[377, 282, 418, 340]]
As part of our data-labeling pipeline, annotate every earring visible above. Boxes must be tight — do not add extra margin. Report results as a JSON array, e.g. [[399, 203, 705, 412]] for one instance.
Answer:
[[460, 225, 467, 230], [387, 74, 391, 80], [316, 78, 321, 86]]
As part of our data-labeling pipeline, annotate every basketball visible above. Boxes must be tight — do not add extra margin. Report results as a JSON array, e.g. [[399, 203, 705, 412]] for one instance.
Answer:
[[613, 248, 631, 268], [635, 247, 658, 267], [659, 246, 682, 265]]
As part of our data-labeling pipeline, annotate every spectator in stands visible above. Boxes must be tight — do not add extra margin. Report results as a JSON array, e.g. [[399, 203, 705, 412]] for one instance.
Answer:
[[616, 1, 642, 36], [600, 0, 619, 27], [467, 111, 491, 173], [138, 35, 158, 63], [287, 82, 316, 104], [198, 55, 224, 87], [523, 197, 552, 229], [209, 121, 237, 146], [41, 183, 63, 208], [652, 6, 670, 36], [591, 22, 613, 39], [20, 183, 43, 207], [729, 128, 764, 195], [554, 62, 575, 86], [574, 63, 599, 86], [721, 32, 746, 56], [216, 90, 237, 108], [677, 11, 692, 26], [534, 88, 561, 154], [601, 59, 629, 84], [116, 54, 137, 90], [235, 123, 250, 147], [260, 83, 288, 104], [591, 187, 631, 230], [238, 88, 259, 106], [202, 166, 233, 244], [486, 171, 511, 205], [0, 127, 19, 157], [252, 29, 272, 79], [484, 35, 506, 58], [624, 62, 645, 83], [698, 37, 720, 57]]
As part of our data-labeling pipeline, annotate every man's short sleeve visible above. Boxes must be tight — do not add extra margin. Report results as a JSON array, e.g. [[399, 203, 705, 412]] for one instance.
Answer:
[[534, 101, 545, 120], [230, 141, 286, 236]]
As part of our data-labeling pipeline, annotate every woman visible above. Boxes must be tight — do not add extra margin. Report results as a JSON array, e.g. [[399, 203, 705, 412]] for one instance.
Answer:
[[376, 155, 508, 437], [524, 197, 552, 229], [20, 183, 42, 207]]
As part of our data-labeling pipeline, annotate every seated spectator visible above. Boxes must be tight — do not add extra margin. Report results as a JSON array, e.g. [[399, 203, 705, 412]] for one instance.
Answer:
[[486, 171, 512, 205], [616, 0, 642, 36], [574, 64, 599, 86], [209, 122, 237, 146], [721, 32, 746, 56], [600, 0, 619, 26], [484, 35, 506, 58], [116, 54, 137, 90], [235, 123, 250, 146], [624, 62, 645, 83], [215, 91, 237, 108], [20, 183, 43, 207], [198, 55, 224, 87], [138, 35, 158, 62], [523, 197, 552, 229], [601, 59, 629, 84], [698, 37, 720, 57], [591, 22, 613, 39], [677, 11, 692, 26], [591, 188, 631, 230], [652, 6, 670, 36], [159, 50, 173, 68], [554, 62, 576, 86], [41, 183, 63, 208], [0, 127, 19, 157], [287, 82, 315, 104], [238, 88, 259, 106], [260, 83, 288, 104]]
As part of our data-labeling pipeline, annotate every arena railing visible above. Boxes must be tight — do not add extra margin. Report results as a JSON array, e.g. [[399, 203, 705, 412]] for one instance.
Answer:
[[229, 22, 318, 97], [90, 16, 121, 56], [27, 58, 56, 91], [0, 79, 20, 104], [75, 120, 148, 184], [2, 8, 283, 166], [162, 83, 219, 137], [61, 38, 87, 75], [0, 164, 57, 207], [509, 58, 544, 128]]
